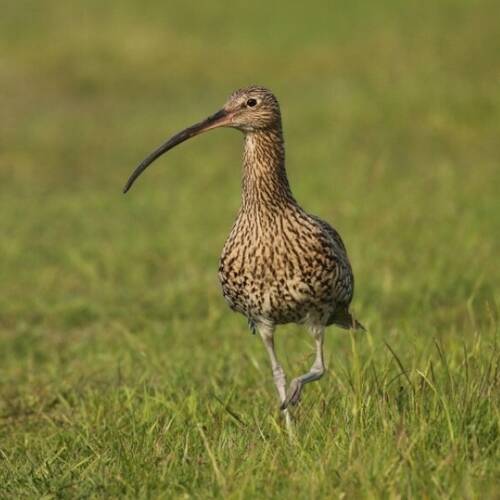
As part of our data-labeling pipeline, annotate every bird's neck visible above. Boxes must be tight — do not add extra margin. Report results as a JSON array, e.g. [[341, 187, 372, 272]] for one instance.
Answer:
[[241, 126, 295, 212]]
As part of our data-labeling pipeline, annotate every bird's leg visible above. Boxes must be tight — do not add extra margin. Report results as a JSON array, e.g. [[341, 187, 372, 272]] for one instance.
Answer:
[[282, 325, 325, 410], [257, 323, 292, 429]]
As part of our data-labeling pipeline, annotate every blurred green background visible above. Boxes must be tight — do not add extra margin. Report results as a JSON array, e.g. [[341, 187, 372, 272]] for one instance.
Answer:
[[0, 0, 499, 497]]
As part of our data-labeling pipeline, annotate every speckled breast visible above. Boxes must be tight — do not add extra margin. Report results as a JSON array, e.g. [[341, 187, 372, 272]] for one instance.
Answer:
[[218, 211, 349, 325]]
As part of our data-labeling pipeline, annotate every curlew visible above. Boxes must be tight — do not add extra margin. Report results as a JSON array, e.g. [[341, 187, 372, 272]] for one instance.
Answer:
[[123, 86, 363, 424]]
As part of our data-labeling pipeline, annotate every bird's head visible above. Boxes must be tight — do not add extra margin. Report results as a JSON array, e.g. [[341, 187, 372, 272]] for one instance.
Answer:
[[223, 86, 281, 132], [123, 86, 281, 193]]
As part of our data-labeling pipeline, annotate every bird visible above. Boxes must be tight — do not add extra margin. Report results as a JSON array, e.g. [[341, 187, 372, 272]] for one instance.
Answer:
[[123, 86, 363, 425]]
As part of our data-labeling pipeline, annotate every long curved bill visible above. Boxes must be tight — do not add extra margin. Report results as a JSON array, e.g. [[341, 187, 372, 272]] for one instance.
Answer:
[[123, 108, 229, 193]]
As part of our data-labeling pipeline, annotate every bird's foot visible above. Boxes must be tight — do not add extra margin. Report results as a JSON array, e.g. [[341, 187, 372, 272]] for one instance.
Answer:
[[280, 378, 303, 410]]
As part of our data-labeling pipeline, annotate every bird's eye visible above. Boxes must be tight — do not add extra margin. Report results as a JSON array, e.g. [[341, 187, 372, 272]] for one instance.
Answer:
[[246, 98, 257, 107]]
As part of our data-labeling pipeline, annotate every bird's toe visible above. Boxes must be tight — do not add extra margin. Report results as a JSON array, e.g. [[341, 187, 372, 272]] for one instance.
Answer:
[[281, 378, 303, 410]]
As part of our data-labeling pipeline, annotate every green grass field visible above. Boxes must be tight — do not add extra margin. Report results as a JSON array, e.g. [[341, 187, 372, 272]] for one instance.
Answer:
[[1, 1, 499, 497]]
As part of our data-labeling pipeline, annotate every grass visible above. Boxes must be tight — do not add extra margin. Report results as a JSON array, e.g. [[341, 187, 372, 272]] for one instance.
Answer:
[[0, 0, 499, 497]]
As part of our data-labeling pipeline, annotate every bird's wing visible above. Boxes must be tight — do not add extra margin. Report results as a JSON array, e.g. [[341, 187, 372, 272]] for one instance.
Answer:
[[310, 215, 354, 307], [309, 215, 348, 254]]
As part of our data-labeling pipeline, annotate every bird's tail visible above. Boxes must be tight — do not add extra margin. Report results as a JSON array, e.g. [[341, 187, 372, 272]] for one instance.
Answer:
[[328, 308, 365, 331]]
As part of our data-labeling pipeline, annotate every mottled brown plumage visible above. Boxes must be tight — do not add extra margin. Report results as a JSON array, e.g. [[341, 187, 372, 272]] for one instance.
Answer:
[[124, 86, 363, 421]]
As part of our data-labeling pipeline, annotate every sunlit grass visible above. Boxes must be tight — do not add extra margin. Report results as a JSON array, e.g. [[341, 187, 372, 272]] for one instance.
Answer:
[[0, 1, 499, 497]]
